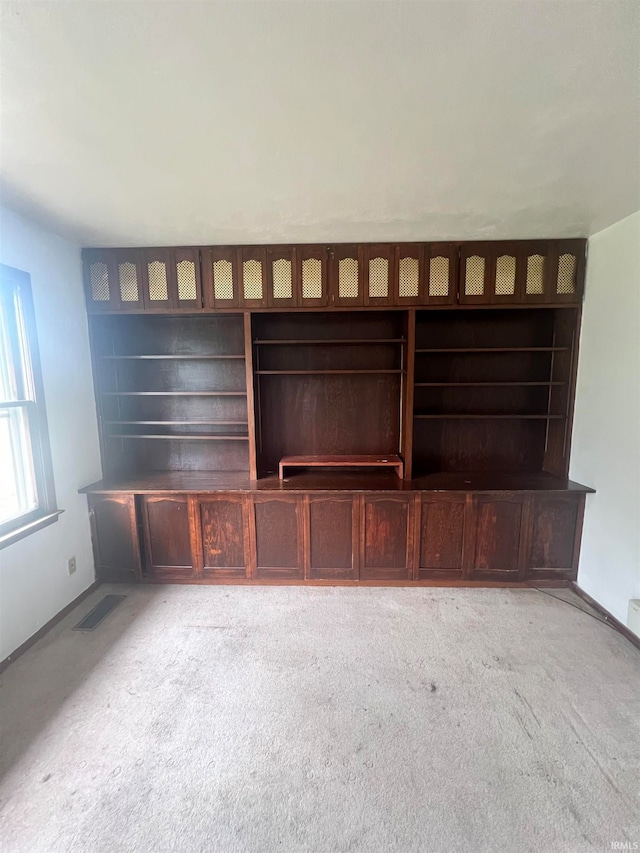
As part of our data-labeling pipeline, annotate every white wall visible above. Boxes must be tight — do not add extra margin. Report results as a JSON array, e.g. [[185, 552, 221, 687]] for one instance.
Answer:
[[0, 206, 101, 660], [571, 211, 640, 628]]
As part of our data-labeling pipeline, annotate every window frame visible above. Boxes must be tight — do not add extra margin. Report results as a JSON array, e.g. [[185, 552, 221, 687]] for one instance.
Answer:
[[0, 264, 60, 549]]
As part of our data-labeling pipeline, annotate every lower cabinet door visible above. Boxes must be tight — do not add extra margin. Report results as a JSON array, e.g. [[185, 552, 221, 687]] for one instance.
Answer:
[[251, 495, 303, 579], [467, 495, 528, 581], [360, 495, 413, 581], [142, 496, 194, 579], [307, 495, 358, 580], [197, 496, 250, 580], [526, 494, 583, 582], [89, 494, 141, 582], [417, 494, 466, 580]]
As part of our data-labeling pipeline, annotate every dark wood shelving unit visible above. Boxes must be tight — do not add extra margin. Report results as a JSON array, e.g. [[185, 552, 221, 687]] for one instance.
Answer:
[[82, 239, 592, 588]]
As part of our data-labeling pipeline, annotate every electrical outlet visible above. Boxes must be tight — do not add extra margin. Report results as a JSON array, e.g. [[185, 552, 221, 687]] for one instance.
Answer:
[[68, 556, 77, 576]]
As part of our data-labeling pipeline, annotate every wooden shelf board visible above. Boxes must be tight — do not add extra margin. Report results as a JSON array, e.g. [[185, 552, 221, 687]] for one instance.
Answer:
[[414, 381, 567, 387], [254, 339, 406, 345], [104, 420, 248, 426], [79, 470, 595, 495], [101, 391, 247, 396], [413, 413, 567, 420], [256, 370, 404, 376], [107, 434, 249, 441], [101, 354, 245, 360], [415, 347, 569, 353]]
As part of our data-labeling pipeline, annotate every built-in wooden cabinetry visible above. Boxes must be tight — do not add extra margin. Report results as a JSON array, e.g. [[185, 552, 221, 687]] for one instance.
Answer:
[[81, 239, 593, 587]]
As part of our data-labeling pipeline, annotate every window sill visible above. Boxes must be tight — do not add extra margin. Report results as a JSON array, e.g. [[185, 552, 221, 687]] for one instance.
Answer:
[[0, 510, 64, 550]]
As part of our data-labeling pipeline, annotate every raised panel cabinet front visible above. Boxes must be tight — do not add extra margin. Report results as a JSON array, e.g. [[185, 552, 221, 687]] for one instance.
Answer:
[[89, 494, 141, 582], [526, 495, 582, 581], [142, 495, 194, 578], [467, 495, 528, 581], [307, 495, 358, 580], [252, 495, 303, 579], [360, 495, 413, 581], [198, 496, 249, 579], [416, 494, 466, 580]]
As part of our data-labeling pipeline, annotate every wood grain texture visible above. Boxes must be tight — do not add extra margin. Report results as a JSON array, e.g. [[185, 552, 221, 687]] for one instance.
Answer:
[[252, 495, 304, 579], [467, 495, 527, 581], [360, 495, 413, 580], [88, 494, 141, 582], [142, 495, 193, 577], [307, 494, 358, 580], [416, 494, 466, 579], [197, 495, 249, 579]]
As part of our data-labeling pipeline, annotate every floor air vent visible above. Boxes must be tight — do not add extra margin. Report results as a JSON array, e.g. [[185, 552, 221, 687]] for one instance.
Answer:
[[73, 595, 126, 631]]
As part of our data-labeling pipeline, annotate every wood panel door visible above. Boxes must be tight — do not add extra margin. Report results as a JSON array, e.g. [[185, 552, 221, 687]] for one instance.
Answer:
[[360, 495, 413, 581], [364, 245, 395, 306], [306, 495, 358, 580], [84, 250, 118, 312], [173, 248, 202, 310], [267, 246, 297, 308], [142, 495, 195, 578], [466, 495, 530, 581], [526, 494, 583, 582], [521, 240, 585, 304], [395, 243, 424, 306], [202, 247, 241, 309], [239, 247, 268, 308], [415, 494, 466, 580], [196, 495, 250, 580], [251, 495, 304, 580], [141, 249, 176, 311], [295, 245, 329, 307], [88, 494, 141, 582], [459, 242, 522, 305], [424, 243, 458, 305], [330, 245, 364, 307]]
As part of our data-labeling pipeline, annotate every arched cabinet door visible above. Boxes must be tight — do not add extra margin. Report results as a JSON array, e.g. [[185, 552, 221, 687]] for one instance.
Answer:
[[196, 495, 251, 580], [330, 245, 364, 307], [295, 245, 329, 307], [360, 494, 414, 581], [267, 246, 297, 308], [465, 495, 530, 582], [88, 494, 141, 582], [84, 250, 144, 312], [364, 244, 395, 306], [141, 495, 195, 579], [305, 494, 359, 580], [250, 495, 304, 580], [415, 493, 466, 580]]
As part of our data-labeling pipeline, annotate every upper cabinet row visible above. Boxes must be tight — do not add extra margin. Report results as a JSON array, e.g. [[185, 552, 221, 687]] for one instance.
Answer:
[[83, 240, 585, 313]]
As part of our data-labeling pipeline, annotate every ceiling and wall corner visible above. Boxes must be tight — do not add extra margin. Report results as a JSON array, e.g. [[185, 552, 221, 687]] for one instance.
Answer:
[[0, 1, 638, 248]]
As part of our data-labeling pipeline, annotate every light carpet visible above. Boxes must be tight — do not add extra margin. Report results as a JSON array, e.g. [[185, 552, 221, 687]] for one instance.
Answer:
[[0, 584, 638, 852]]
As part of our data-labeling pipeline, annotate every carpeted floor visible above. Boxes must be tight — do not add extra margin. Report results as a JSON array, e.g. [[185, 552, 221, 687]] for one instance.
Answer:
[[0, 584, 638, 853]]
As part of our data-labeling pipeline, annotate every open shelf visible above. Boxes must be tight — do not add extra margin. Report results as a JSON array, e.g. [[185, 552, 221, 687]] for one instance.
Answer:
[[414, 381, 566, 387], [101, 354, 245, 360], [104, 420, 248, 426], [254, 338, 405, 345], [414, 413, 566, 420], [415, 347, 570, 354], [101, 391, 247, 396], [108, 434, 249, 441], [256, 369, 405, 376]]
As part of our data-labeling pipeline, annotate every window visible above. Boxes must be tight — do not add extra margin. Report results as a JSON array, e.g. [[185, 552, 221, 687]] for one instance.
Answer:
[[0, 264, 59, 547]]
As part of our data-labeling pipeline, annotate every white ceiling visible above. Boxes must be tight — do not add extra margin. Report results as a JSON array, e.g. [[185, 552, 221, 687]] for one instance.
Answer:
[[0, 1, 639, 248]]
